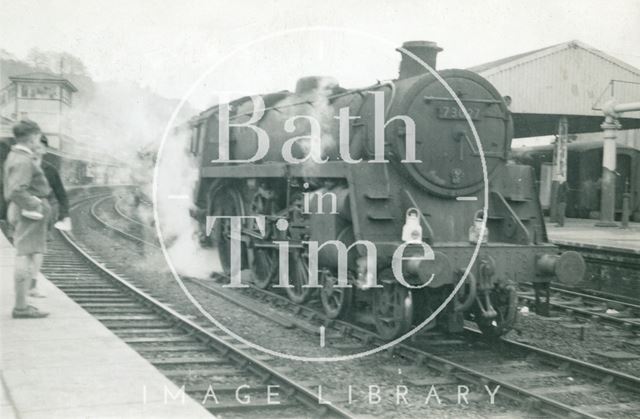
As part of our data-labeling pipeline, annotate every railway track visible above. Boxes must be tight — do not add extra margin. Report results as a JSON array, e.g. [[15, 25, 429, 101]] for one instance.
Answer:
[[43, 192, 354, 418], [92, 194, 160, 248], [113, 193, 148, 227], [545, 285, 640, 306], [88, 191, 640, 418], [106, 193, 640, 333], [190, 275, 640, 418], [518, 284, 640, 331]]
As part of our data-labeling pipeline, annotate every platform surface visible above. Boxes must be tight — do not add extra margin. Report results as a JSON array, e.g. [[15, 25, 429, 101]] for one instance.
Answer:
[[546, 217, 640, 254], [0, 231, 213, 419]]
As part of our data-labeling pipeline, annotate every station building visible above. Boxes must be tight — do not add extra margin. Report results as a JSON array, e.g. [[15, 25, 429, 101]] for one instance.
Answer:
[[0, 72, 124, 185], [470, 40, 640, 221], [470, 40, 640, 146], [0, 72, 76, 148]]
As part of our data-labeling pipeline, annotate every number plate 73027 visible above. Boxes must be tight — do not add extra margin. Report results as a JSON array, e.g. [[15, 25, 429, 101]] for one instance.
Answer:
[[437, 105, 482, 120]]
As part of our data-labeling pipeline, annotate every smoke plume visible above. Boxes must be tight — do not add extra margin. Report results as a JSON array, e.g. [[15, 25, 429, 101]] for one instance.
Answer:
[[154, 129, 221, 278]]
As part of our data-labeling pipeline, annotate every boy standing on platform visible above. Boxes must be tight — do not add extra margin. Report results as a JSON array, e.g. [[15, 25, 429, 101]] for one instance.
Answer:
[[3, 120, 51, 318], [27, 136, 72, 297]]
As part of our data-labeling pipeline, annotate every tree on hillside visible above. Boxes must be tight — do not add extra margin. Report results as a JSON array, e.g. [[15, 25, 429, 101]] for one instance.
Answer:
[[26, 48, 50, 69], [58, 52, 88, 75], [25, 48, 87, 76], [0, 49, 18, 61]]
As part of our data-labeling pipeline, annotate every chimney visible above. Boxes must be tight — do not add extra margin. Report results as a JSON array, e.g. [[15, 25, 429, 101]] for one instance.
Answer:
[[397, 41, 443, 79]]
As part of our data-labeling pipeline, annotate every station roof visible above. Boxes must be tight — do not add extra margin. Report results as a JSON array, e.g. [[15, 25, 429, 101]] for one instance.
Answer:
[[470, 40, 640, 137], [8, 72, 78, 92], [513, 139, 640, 154]]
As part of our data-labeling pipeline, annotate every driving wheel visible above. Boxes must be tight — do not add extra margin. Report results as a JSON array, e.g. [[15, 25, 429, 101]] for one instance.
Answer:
[[213, 188, 247, 275], [373, 269, 413, 340], [248, 190, 278, 289], [320, 270, 353, 319], [285, 248, 315, 304]]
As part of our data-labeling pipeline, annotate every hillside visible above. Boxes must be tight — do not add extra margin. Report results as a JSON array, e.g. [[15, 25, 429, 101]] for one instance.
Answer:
[[0, 50, 195, 160]]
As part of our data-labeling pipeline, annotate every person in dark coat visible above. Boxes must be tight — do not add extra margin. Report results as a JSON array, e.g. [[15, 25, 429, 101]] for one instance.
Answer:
[[37, 137, 70, 228], [28, 137, 72, 297]]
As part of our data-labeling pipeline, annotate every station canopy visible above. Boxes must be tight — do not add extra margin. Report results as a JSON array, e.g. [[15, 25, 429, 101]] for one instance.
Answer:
[[469, 40, 640, 138]]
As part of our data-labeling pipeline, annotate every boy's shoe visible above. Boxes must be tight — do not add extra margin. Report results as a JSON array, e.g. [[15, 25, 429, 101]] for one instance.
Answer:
[[28, 288, 46, 298], [54, 217, 72, 231], [12, 305, 49, 319], [21, 209, 43, 220]]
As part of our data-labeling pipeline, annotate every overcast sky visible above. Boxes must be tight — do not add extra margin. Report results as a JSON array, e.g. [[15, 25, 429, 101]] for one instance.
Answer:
[[2, 0, 639, 109]]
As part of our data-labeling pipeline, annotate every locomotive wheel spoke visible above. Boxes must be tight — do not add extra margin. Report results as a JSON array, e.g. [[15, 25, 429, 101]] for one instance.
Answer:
[[213, 189, 247, 275], [320, 271, 353, 319], [251, 247, 277, 289], [285, 250, 314, 304], [215, 218, 233, 273], [248, 188, 279, 289], [373, 272, 413, 340]]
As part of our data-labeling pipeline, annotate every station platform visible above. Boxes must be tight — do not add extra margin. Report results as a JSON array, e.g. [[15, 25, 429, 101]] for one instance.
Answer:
[[0, 231, 212, 419], [546, 217, 640, 254]]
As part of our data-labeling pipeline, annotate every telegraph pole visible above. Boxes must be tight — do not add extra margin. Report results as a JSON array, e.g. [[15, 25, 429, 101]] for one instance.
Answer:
[[550, 117, 568, 223]]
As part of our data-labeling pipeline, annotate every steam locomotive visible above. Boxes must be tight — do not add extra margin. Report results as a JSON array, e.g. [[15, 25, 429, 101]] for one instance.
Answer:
[[187, 41, 585, 339]]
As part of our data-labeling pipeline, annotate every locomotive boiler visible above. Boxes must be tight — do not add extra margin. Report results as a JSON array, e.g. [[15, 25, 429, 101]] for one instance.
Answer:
[[188, 41, 586, 339]]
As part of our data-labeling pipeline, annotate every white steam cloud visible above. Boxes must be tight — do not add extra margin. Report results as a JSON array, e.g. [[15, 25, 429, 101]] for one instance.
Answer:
[[155, 130, 220, 278]]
